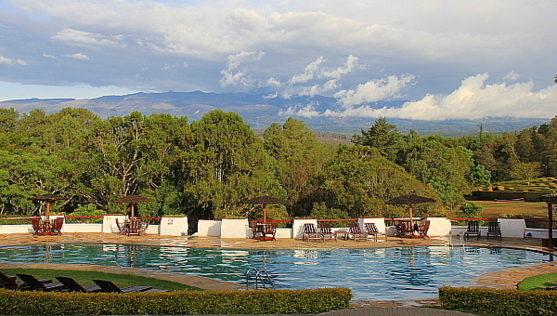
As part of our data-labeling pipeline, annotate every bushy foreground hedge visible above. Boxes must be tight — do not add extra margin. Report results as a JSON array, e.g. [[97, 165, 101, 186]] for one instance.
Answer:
[[0, 288, 351, 315], [439, 287, 557, 316]]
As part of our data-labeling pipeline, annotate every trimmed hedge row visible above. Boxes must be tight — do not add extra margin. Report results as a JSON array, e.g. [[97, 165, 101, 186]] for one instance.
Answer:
[[475, 190, 552, 202], [439, 287, 557, 316], [0, 287, 352, 315]]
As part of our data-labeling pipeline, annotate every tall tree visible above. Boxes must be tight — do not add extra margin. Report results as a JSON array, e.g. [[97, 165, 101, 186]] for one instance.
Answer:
[[352, 118, 404, 161], [186, 110, 283, 220]]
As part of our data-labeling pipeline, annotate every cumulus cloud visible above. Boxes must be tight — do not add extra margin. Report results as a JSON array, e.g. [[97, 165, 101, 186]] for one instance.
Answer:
[[334, 74, 416, 108], [0, 56, 26, 66], [220, 51, 265, 86], [324, 73, 557, 119]]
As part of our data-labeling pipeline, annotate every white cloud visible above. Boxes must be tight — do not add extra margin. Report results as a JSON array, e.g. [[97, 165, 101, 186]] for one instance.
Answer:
[[220, 51, 265, 86], [334, 74, 416, 107], [324, 73, 557, 119], [42, 53, 56, 59], [64, 53, 90, 60], [290, 56, 325, 84], [322, 55, 361, 79], [279, 102, 321, 118], [503, 71, 521, 81], [51, 28, 123, 47], [0, 55, 26, 66]]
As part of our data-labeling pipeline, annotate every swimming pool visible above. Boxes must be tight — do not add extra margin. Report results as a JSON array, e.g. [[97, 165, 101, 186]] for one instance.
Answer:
[[0, 244, 550, 300]]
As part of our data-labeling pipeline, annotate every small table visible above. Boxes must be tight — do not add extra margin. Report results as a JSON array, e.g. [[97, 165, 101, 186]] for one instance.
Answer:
[[335, 230, 349, 240]]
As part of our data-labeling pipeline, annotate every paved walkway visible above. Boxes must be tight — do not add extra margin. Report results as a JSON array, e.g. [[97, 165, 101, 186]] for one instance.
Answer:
[[0, 233, 554, 316]]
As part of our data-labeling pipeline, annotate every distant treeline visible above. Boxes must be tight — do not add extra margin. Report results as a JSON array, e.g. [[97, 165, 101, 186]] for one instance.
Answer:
[[0, 107, 555, 225]]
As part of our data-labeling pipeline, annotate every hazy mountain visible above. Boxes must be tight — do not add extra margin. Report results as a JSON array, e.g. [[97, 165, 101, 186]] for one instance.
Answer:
[[0, 91, 550, 134]]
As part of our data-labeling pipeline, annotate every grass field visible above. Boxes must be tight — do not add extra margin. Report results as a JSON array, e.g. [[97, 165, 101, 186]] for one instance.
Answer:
[[518, 273, 557, 291], [472, 200, 548, 219]]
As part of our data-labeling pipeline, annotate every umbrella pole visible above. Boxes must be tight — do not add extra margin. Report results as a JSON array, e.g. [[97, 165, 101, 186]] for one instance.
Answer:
[[549, 203, 554, 249], [45, 202, 51, 222], [263, 204, 267, 224]]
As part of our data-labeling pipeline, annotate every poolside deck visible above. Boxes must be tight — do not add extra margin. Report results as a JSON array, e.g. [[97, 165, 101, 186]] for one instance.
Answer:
[[0, 232, 554, 314]]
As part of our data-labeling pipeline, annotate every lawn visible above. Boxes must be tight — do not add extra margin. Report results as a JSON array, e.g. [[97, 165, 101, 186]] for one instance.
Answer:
[[518, 273, 557, 291], [1, 268, 202, 291]]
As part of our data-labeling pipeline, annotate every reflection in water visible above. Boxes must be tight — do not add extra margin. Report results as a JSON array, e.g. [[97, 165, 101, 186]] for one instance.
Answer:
[[0, 244, 550, 300]]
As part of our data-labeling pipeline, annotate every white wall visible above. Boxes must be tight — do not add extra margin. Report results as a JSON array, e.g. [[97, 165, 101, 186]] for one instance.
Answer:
[[425, 217, 452, 237], [102, 215, 127, 233]]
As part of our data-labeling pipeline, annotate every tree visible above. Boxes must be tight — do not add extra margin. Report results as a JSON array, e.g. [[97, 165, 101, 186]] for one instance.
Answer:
[[352, 118, 404, 161], [510, 162, 542, 185], [263, 118, 331, 216], [322, 145, 440, 218], [186, 110, 283, 220]]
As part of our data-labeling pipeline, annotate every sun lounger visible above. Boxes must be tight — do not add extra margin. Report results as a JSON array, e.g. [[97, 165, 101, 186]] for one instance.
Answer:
[[348, 223, 368, 241], [0, 271, 28, 290], [16, 274, 64, 291], [318, 223, 336, 241], [302, 223, 324, 241], [364, 223, 388, 241], [93, 279, 157, 293], [55, 276, 102, 293]]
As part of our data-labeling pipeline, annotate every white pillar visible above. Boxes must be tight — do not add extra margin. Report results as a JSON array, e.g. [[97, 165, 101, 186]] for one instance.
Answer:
[[159, 216, 188, 236], [498, 218, 526, 238], [220, 218, 250, 238], [425, 217, 452, 236]]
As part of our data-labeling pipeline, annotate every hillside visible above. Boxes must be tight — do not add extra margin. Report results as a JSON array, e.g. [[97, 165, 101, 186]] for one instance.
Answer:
[[0, 91, 550, 133]]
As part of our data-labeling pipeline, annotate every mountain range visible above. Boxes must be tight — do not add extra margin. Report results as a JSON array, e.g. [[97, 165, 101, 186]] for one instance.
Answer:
[[0, 91, 551, 135]]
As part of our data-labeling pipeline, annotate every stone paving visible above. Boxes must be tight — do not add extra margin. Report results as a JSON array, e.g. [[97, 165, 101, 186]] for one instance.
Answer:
[[0, 232, 555, 315]]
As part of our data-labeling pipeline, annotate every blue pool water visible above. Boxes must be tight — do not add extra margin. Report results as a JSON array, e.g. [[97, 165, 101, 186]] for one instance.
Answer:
[[0, 244, 551, 300]]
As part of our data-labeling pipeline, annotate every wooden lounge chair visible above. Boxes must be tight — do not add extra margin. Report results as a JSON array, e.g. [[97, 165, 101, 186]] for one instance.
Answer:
[[126, 218, 147, 236], [348, 223, 368, 241], [464, 221, 481, 241], [302, 223, 324, 241], [55, 276, 102, 293], [31, 217, 45, 235], [416, 220, 430, 238], [318, 223, 336, 241], [50, 217, 64, 235], [93, 279, 167, 293], [486, 221, 502, 240], [262, 223, 277, 241], [16, 274, 64, 291], [364, 223, 388, 242], [0, 271, 28, 290]]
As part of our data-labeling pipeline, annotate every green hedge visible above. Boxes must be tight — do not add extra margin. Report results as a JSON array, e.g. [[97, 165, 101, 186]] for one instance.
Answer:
[[439, 287, 557, 316], [475, 190, 552, 202], [0, 288, 351, 315]]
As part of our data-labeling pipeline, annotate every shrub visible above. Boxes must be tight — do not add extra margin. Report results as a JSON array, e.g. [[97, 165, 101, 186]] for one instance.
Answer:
[[439, 286, 557, 316], [0, 287, 351, 315]]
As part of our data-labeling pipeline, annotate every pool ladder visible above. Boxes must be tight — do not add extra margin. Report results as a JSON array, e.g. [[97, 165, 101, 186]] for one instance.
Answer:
[[245, 267, 275, 290]]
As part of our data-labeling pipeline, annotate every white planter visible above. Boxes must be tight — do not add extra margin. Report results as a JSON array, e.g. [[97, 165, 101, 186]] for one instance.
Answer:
[[221, 218, 249, 238]]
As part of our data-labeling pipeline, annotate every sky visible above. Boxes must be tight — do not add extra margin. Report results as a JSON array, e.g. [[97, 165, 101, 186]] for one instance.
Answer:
[[1, 0, 556, 120]]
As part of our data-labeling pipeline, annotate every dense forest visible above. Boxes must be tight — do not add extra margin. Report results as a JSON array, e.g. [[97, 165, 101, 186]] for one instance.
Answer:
[[0, 107, 555, 225]]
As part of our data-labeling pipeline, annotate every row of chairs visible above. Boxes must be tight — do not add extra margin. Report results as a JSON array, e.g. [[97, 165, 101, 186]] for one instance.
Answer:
[[463, 221, 502, 241], [0, 271, 167, 293], [302, 223, 387, 242]]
